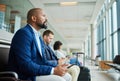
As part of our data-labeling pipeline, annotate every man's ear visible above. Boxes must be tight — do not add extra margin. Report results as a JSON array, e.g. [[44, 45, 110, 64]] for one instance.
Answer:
[[44, 35, 47, 39], [31, 16, 36, 22]]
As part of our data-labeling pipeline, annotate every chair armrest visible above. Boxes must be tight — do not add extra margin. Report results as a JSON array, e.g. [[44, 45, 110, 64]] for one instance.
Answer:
[[0, 71, 18, 79]]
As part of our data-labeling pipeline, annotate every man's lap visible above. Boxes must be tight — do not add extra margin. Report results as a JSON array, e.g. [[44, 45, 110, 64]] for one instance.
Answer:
[[36, 75, 65, 81], [36, 73, 71, 81]]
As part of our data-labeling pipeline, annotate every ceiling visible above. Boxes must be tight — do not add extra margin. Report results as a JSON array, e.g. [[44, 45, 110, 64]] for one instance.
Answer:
[[0, 0, 105, 51], [30, 0, 105, 50]]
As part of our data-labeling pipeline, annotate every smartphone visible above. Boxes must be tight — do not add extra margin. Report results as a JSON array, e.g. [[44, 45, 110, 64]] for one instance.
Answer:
[[67, 64, 75, 68]]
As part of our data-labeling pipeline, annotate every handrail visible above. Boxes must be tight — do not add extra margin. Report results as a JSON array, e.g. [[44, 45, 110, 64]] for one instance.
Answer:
[[0, 71, 18, 79], [0, 42, 11, 46], [105, 63, 120, 72]]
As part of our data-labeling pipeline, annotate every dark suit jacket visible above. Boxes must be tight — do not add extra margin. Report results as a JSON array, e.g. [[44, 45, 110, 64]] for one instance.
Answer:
[[44, 44, 58, 66], [8, 24, 53, 81]]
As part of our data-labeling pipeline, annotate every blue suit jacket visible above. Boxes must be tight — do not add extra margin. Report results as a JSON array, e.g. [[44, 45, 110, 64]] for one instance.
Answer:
[[8, 24, 54, 81]]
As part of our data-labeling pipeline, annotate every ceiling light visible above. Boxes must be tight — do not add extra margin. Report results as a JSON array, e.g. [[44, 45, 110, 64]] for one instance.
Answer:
[[60, 2, 77, 6]]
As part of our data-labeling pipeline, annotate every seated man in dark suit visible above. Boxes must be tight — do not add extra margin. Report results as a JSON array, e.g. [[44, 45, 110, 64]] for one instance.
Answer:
[[8, 8, 71, 81], [42, 30, 80, 81]]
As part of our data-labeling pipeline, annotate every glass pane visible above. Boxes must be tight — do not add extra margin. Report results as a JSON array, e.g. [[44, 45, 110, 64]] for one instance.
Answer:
[[103, 17, 106, 38], [113, 33, 118, 57], [109, 36, 112, 60], [109, 8, 112, 34], [112, 2, 117, 32]]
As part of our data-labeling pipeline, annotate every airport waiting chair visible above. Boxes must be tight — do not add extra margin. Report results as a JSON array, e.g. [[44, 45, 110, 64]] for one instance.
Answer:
[[99, 61, 112, 70], [0, 47, 19, 81]]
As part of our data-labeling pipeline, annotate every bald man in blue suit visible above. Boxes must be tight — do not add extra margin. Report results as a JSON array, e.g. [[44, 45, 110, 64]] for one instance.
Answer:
[[8, 8, 71, 81]]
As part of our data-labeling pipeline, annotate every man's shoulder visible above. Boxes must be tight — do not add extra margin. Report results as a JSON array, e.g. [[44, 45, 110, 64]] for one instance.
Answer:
[[17, 24, 33, 34]]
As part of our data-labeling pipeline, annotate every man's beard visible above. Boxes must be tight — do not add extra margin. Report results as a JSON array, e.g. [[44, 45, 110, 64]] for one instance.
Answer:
[[37, 20, 47, 29]]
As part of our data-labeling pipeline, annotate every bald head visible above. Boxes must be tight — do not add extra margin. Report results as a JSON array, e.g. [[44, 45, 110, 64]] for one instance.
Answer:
[[26, 8, 47, 30], [27, 8, 42, 22]]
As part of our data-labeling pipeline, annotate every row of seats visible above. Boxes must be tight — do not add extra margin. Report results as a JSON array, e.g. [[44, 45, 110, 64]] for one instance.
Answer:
[[99, 61, 112, 70]]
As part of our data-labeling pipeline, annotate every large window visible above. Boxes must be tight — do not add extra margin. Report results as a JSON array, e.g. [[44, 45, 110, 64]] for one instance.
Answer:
[[117, 0, 120, 55], [96, 0, 118, 60], [109, 2, 118, 59], [97, 19, 106, 60]]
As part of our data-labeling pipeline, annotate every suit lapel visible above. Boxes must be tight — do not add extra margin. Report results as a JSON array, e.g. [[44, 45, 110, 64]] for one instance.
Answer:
[[33, 35, 41, 54], [39, 37, 45, 56], [26, 24, 42, 58], [29, 26, 42, 57]]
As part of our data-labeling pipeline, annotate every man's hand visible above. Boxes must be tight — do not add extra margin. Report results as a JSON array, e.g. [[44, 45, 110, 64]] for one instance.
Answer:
[[58, 58, 66, 65], [54, 64, 68, 76]]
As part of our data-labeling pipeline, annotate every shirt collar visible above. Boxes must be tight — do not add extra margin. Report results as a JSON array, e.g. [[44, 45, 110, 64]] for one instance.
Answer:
[[29, 24, 41, 36]]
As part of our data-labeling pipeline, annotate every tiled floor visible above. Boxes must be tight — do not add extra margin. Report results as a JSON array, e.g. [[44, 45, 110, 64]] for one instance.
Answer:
[[77, 57, 120, 81], [88, 66, 114, 81], [85, 60, 115, 81]]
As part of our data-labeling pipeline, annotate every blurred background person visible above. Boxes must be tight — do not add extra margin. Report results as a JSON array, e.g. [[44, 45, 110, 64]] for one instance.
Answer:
[[53, 40, 80, 81]]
